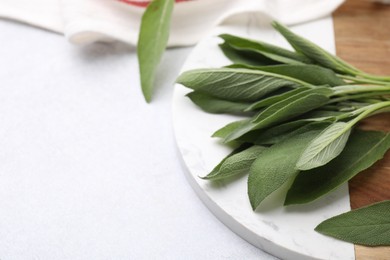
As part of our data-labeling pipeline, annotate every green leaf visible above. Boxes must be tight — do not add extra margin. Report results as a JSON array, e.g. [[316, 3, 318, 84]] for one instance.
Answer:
[[238, 110, 339, 145], [176, 68, 309, 102], [202, 143, 251, 179], [254, 121, 332, 145], [272, 21, 360, 75], [286, 130, 390, 205], [248, 126, 327, 210], [228, 64, 346, 87], [315, 200, 390, 246], [245, 87, 310, 111], [187, 91, 251, 114], [252, 87, 333, 124], [220, 34, 311, 65], [296, 122, 352, 170], [224, 87, 333, 142], [219, 42, 279, 66], [237, 119, 325, 145], [202, 145, 267, 181], [212, 119, 251, 139], [137, 0, 174, 102]]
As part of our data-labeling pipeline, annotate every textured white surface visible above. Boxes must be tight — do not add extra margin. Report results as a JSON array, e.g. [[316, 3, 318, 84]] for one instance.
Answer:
[[173, 16, 355, 260], [0, 20, 275, 259]]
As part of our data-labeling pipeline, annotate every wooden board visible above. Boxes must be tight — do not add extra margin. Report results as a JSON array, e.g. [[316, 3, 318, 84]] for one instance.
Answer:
[[333, 1, 390, 259]]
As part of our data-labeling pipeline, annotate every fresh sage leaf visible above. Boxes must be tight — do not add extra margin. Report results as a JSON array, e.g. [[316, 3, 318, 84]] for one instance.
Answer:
[[212, 119, 251, 139], [245, 87, 310, 111], [222, 120, 257, 143], [220, 42, 279, 66], [272, 21, 360, 76], [224, 87, 333, 142], [296, 122, 352, 170], [137, 0, 174, 102], [203, 145, 267, 181], [176, 68, 310, 102], [286, 130, 390, 205], [238, 119, 329, 145], [254, 121, 333, 145], [248, 126, 327, 210], [203, 143, 252, 179], [187, 91, 251, 114], [220, 34, 311, 65], [242, 110, 340, 145], [315, 200, 390, 246], [252, 87, 333, 124], [228, 64, 346, 87]]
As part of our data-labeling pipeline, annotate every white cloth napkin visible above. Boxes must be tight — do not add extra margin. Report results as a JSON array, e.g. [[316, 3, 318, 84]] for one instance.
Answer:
[[0, 0, 345, 46]]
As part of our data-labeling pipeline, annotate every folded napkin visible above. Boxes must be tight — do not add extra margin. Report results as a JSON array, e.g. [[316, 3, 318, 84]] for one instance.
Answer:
[[0, 0, 344, 46]]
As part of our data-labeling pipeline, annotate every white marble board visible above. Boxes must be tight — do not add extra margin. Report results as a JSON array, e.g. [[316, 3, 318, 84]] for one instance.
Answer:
[[172, 16, 355, 260]]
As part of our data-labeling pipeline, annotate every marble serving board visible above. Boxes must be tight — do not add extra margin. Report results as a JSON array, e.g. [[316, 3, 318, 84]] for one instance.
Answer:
[[172, 16, 356, 260]]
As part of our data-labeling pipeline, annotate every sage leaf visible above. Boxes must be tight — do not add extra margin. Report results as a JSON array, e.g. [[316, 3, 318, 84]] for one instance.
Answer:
[[228, 64, 346, 87], [137, 0, 174, 102], [272, 21, 360, 76], [303, 110, 349, 119], [242, 110, 340, 145], [246, 87, 310, 111], [315, 200, 390, 246], [248, 126, 327, 210], [296, 122, 352, 170], [212, 119, 250, 139], [252, 87, 333, 123], [254, 121, 332, 145], [220, 34, 311, 65], [176, 68, 309, 102], [220, 42, 279, 66], [202, 145, 267, 181], [238, 119, 326, 145], [203, 143, 251, 179], [223, 120, 256, 143], [286, 130, 390, 205], [187, 91, 251, 114], [224, 87, 333, 142]]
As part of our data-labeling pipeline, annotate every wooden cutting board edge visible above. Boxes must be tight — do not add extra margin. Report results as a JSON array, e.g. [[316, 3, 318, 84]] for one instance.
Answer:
[[333, 0, 390, 259]]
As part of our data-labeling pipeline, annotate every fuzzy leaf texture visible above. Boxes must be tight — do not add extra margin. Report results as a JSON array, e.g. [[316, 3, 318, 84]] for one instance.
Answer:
[[254, 121, 333, 146], [203, 145, 267, 181], [187, 91, 251, 115], [228, 64, 346, 87], [286, 130, 390, 205], [219, 34, 311, 65], [137, 0, 174, 102], [176, 68, 309, 102], [315, 200, 390, 246], [272, 21, 360, 76], [240, 111, 341, 145], [212, 119, 251, 139], [296, 122, 352, 170], [248, 125, 328, 210], [245, 87, 310, 111], [224, 87, 333, 142], [219, 42, 279, 66]]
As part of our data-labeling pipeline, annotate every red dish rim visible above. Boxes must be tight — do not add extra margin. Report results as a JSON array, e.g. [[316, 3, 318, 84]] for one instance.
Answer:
[[119, 0, 190, 8]]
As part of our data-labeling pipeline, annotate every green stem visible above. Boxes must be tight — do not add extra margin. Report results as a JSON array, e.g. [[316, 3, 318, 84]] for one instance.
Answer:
[[347, 101, 390, 128], [333, 85, 390, 95], [335, 101, 390, 123], [339, 75, 390, 86], [329, 91, 390, 104], [357, 72, 390, 83]]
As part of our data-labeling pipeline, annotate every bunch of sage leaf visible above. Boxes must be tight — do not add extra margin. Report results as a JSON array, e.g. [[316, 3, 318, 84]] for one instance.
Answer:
[[177, 21, 390, 246]]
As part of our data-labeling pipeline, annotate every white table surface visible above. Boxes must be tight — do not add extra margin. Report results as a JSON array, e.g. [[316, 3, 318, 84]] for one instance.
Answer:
[[0, 19, 276, 259]]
